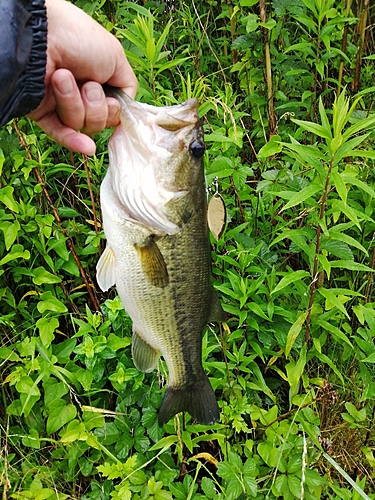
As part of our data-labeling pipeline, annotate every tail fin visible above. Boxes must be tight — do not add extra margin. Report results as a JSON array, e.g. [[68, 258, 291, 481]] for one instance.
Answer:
[[158, 375, 220, 427]]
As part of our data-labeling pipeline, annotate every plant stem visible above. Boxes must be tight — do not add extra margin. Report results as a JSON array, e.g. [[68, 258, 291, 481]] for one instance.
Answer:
[[337, 0, 353, 94], [353, 0, 370, 93], [364, 234, 375, 304], [227, 0, 238, 65], [305, 158, 334, 342], [259, 0, 276, 137], [13, 123, 101, 312], [83, 155, 100, 240]]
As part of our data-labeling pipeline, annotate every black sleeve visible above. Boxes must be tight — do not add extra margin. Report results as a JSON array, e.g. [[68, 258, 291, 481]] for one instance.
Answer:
[[0, 0, 47, 127]]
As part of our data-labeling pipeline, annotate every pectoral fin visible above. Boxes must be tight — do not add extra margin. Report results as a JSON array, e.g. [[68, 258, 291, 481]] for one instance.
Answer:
[[135, 236, 169, 288], [96, 245, 116, 291], [132, 330, 160, 372], [209, 291, 226, 323]]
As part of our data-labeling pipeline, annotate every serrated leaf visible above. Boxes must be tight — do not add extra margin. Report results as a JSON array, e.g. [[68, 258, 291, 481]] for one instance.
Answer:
[[329, 260, 373, 272], [321, 239, 353, 260], [329, 230, 368, 256]]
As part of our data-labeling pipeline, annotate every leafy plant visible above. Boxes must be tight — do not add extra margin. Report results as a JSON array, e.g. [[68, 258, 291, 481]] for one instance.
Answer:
[[1, 1, 375, 499]]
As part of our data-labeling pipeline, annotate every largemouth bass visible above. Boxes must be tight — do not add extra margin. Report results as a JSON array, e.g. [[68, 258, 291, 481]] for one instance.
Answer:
[[96, 90, 224, 426]]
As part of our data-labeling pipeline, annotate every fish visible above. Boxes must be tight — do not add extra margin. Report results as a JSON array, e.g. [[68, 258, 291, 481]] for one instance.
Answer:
[[96, 90, 225, 426]]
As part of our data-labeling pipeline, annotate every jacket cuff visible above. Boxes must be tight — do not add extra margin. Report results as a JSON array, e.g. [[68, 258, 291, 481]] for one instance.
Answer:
[[0, 0, 47, 127]]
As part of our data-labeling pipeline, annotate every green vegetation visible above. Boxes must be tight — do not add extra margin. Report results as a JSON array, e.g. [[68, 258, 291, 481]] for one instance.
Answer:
[[1, 0, 375, 498]]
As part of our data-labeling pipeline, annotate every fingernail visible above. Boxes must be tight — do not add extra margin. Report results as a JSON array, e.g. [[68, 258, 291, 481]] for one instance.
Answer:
[[56, 76, 74, 95], [85, 87, 103, 103]]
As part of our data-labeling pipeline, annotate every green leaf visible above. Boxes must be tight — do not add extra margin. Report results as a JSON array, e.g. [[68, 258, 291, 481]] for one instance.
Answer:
[[148, 435, 178, 452], [312, 345, 345, 384], [285, 311, 308, 358], [342, 114, 375, 142], [333, 90, 350, 137], [16, 376, 40, 397], [361, 352, 375, 363], [22, 428, 40, 449], [201, 477, 216, 499], [107, 334, 131, 351], [331, 170, 347, 204], [47, 401, 77, 434], [344, 402, 366, 422], [318, 287, 350, 318], [259, 19, 276, 30], [322, 452, 371, 500], [0, 185, 19, 212], [329, 230, 368, 256], [0, 220, 20, 250], [281, 184, 321, 211], [341, 174, 375, 200], [32, 267, 61, 285], [155, 57, 190, 76], [286, 344, 307, 403], [321, 239, 353, 260], [37, 317, 59, 348], [329, 260, 373, 272], [316, 319, 353, 348], [258, 135, 282, 157], [0, 244, 30, 266], [318, 97, 330, 133], [271, 270, 310, 295], [330, 199, 360, 229], [291, 119, 331, 140], [245, 13, 259, 33], [37, 291, 68, 314]]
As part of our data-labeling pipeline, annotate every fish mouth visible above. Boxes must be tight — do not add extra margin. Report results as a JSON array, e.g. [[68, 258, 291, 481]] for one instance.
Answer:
[[106, 87, 199, 132], [107, 90, 201, 235]]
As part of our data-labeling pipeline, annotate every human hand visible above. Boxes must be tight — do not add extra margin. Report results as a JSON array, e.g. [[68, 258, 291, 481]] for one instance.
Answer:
[[28, 0, 138, 155]]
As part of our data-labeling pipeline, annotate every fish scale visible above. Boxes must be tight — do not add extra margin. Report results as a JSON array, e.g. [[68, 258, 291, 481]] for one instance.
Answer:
[[97, 90, 225, 426]]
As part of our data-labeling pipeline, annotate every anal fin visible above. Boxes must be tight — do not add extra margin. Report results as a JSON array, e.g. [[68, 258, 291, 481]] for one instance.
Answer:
[[132, 330, 160, 373], [96, 245, 116, 291], [135, 236, 169, 288]]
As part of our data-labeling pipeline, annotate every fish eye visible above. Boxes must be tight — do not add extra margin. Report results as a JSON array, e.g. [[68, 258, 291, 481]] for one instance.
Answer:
[[189, 140, 205, 159]]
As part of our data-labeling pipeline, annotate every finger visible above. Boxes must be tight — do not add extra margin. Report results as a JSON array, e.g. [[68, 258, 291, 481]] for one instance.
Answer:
[[106, 97, 121, 128], [51, 69, 85, 131], [80, 82, 108, 136], [106, 41, 138, 99], [36, 112, 96, 155]]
